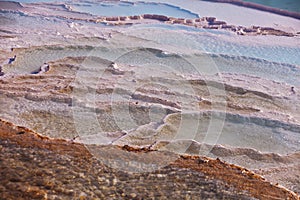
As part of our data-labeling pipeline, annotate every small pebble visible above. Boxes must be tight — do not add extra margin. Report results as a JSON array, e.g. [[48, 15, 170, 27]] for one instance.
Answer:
[[130, 193, 137, 198]]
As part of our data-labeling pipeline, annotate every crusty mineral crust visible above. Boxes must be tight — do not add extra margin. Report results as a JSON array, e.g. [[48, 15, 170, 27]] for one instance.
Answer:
[[0, 119, 298, 199]]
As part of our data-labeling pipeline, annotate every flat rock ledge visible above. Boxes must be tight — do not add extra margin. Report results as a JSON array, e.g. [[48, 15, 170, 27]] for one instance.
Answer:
[[88, 14, 295, 37]]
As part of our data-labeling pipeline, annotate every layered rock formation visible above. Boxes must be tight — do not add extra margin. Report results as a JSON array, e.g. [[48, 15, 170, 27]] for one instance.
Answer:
[[1, 1, 299, 198], [1, 48, 300, 194], [0, 1, 295, 37], [0, 119, 299, 199], [93, 14, 294, 37]]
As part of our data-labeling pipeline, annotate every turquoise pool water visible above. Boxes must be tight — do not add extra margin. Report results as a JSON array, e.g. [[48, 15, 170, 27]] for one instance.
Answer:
[[71, 2, 199, 18], [243, 0, 300, 13]]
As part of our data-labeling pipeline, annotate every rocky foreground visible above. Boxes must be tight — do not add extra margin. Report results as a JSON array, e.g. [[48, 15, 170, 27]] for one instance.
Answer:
[[0, 119, 299, 200]]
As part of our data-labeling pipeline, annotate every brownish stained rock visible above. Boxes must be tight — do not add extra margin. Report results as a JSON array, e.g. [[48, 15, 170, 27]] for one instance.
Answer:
[[0, 118, 299, 199], [129, 15, 141, 20], [119, 16, 127, 21], [243, 28, 257, 33], [186, 19, 194, 24], [174, 156, 299, 200], [204, 16, 216, 22], [209, 20, 227, 25], [143, 14, 169, 21], [63, 12, 294, 37], [221, 24, 235, 29], [0, 119, 92, 159], [105, 16, 119, 21]]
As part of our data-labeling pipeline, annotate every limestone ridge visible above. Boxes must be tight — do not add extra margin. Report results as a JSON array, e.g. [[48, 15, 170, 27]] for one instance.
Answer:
[[91, 14, 295, 37], [1, 1, 295, 37]]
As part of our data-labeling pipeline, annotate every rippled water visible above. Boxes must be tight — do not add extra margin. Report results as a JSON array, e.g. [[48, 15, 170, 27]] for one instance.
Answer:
[[134, 23, 233, 36], [1, 0, 299, 158], [70, 1, 199, 18], [126, 24, 300, 65], [123, 25, 300, 85]]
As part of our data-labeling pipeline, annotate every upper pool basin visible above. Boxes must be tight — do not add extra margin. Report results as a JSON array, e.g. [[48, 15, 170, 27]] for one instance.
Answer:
[[70, 1, 199, 18]]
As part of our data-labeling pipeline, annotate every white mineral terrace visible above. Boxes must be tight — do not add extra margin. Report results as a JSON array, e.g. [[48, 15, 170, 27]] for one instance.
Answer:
[[0, 0, 300, 194]]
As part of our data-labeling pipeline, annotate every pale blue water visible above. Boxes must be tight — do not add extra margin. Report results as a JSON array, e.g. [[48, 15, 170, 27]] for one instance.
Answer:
[[71, 2, 199, 18], [129, 24, 300, 66], [8, 0, 300, 14], [124, 24, 300, 85], [135, 23, 233, 36], [2, 1, 300, 159], [4, 9, 299, 86], [243, 0, 300, 13]]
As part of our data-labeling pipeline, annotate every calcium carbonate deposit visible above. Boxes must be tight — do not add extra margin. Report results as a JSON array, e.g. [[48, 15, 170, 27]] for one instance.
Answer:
[[0, 0, 300, 198]]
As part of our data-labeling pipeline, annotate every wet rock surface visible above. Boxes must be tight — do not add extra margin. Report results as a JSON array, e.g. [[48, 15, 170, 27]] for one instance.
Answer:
[[0, 51, 299, 195], [0, 119, 298, 200]]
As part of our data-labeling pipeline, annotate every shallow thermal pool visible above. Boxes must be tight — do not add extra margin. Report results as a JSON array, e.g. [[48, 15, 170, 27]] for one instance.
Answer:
[[70, 1, 199, 18]]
